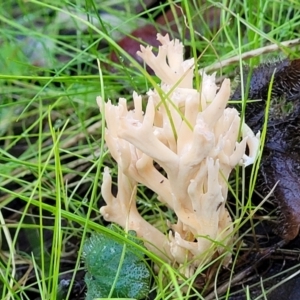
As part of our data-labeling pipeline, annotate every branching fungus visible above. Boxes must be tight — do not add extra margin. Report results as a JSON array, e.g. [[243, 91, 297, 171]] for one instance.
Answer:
[[98, 34, 260, 275]]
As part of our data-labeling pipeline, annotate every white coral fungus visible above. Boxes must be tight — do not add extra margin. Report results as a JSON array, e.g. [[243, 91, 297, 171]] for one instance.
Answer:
[[98, 34, 260, 274]]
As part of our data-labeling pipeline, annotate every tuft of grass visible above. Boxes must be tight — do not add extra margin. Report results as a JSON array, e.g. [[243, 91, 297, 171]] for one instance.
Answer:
[[1, 0, 300, 299]]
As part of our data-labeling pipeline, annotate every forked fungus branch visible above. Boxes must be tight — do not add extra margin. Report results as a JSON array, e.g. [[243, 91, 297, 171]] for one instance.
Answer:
[[98, 34, 260, 275]]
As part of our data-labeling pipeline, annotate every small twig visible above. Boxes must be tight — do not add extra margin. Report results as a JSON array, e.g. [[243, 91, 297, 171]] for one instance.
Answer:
[[60, 121, 102, 149], [269, 254, 300, 261], [202, 38, 300, 73], [205, 239, 288, 300]]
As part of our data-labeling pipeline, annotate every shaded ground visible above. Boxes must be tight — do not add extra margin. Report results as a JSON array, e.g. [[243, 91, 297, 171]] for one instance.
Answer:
[[1, 1, 300, 299]]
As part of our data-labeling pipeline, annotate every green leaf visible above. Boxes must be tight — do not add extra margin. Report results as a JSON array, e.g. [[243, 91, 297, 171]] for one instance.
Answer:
[[82, 226, 150, 300]]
